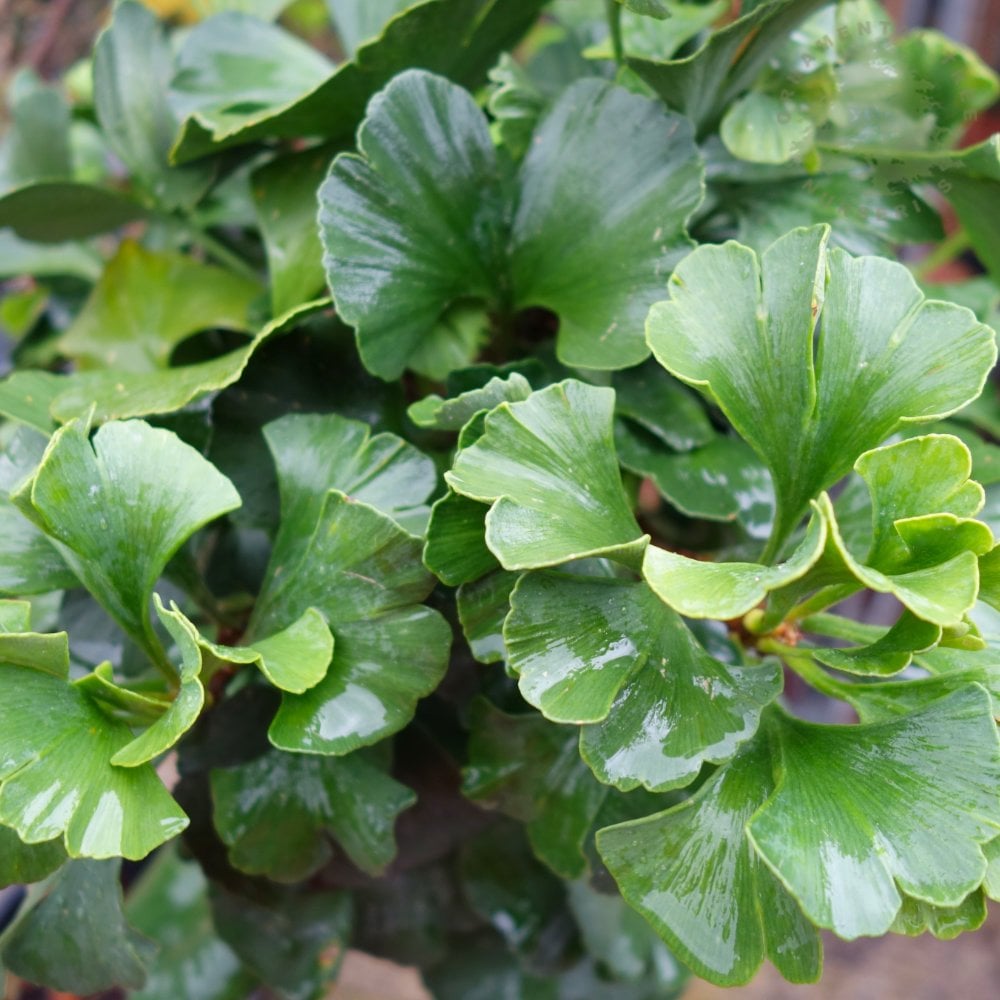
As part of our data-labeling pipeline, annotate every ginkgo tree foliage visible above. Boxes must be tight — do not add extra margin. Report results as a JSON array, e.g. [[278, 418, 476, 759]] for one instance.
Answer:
[[0, 0, 999, 996]]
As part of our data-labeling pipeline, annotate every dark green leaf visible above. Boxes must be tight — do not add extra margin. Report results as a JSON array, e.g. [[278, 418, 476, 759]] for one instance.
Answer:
[[320, 71, 702, 376], [1, 860, 154, 993], [211, 747, 414, 880], [463, 699, 607, 879], [0, 824, 65, 889], [0, 182, 145, 243]]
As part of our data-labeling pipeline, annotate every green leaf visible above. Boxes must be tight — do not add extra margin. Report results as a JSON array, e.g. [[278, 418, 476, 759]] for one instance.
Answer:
[[0, 662, 187, 857], [0, 71, 72, 189], [0, 824, 65, 888], [320, 71, 702, 376], [209, 883, 351, 999], [890, 891, 987, 940], [408, 372, 532, 431], [720, 91, 816, 165], [211, 747, 414, 880], [782, 436, 995, 628], [748, 688, 1000, 939], [613, 359, 714, 451], [456, 569, 519, 664], [261, 411, 436, 544], [327, 0, 413, 57], [628, 0, 828, 132], [446, 381, 647, 570], [642, 504, 825, 619], [252, 414, 448, 754], [13, 419, 241, 669], [424, 492, 497, 587], [812, 611, 942, 676], [0, 860, 154, 993], [505, 572, 781, 790], [462, 699, 608, 879], [251, 145, 332, 316], [0, 427, 77, 595], [0, 182, 145, 242], [617, 0, 670, 18], [170, 0, 547, 161], [0, 370, 63, 432], [615, 422, 775, 539], [94, 1, 213, 208], [647, 225, 997, 547], [47, 299, 328, 423], [127, 848, 256, 1000], [59, 242, 258, 373], [597, 725, 821, 986]]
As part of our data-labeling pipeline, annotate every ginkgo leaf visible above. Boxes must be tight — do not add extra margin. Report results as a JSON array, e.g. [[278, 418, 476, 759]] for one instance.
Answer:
[[47, 299, 328, 423], [408, 372, 532, 431], [0, 661, 187, 858], [58, 242, 258, 373], [169, 0, 547, 162], [320, 70, 702, 377], [0, 823, 65, 888], [0, 427, 77, 595], [262, 410, 436, 545], [12, 419, 240, 672], [423, 491, 497, 587], [811, 611, 942, 676], [890, 891, 987, 940], [642, 504, 825, 619], [505, 572, 781, 791], [446, 381, 648, 570], [251, 416, 449, 754], [211, 746, 414, 880], [463, 699, 608, 879], [646, 225, 997, 551], [748, 687, 1000, 939], [1, 860, 155, 994], [597, 723, 821, 986], [772, 436, 995, 628]]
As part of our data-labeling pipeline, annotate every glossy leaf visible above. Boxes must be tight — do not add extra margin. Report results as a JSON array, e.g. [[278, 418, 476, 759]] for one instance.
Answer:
[[94, 1, 213, 209], [170, 0, 547, 161], [13, 419, 240, 667], [320, 71, 702, 376], [0, 427, 77, 595], [812, 611, 942, 676], [408, 372, 532, 431], [423, 492, 497, 587], [616, 422, 775, 539], [598, 725, 821, 986], [628, 0, 828, 131], [456, 570, 519, 664], [48, 299, 328, 423], [505, 572, 781, 791], [642, 505, 825, 618], [784, 437, 995, 628], [463, 699, 607, 879], [251, 145, 332, 315], [253, 415, 448, 754], [211, 747, 414, 880], [327, 0, 413, 57], [59, 242, 258, 373], [446, 381, 647, 570], [0, 824, 65, 889], [748, 688, 1000, 938], [127, 849, 256, 1000], [0, 860, 154, 993], [0, 662, 187, 857], [261, 410, 436, 546], [613, 360, 714, 452], [890, 891, 987, 940], [647, 225, 997, 548]]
